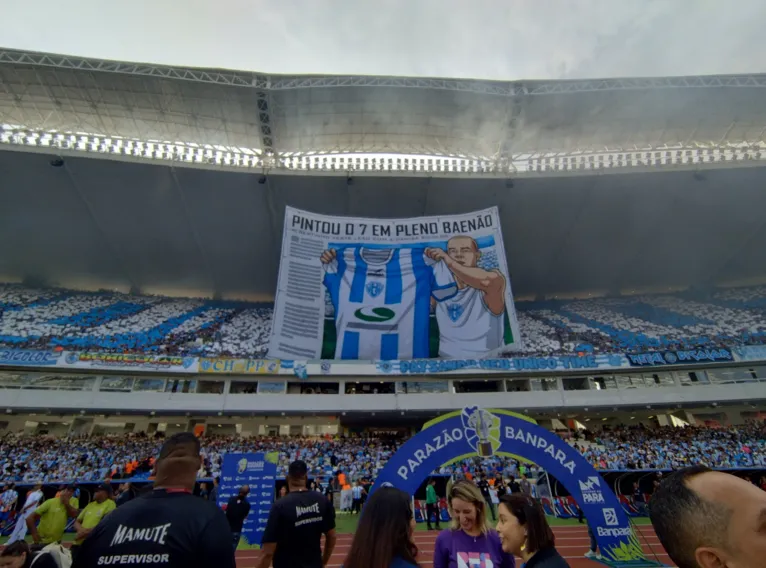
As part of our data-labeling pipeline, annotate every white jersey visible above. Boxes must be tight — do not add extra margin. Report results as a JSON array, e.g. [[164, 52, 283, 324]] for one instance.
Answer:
[[436, 284, 504, 358], [22, 489, 43, 510], [323, 247, 456, 360]]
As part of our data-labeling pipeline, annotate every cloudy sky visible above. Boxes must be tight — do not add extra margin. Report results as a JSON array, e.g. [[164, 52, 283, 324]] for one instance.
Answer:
[[2, 0, 765, 80]]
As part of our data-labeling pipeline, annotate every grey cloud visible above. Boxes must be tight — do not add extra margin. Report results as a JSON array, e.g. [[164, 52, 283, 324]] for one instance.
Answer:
[[0, 0, 764, 80]]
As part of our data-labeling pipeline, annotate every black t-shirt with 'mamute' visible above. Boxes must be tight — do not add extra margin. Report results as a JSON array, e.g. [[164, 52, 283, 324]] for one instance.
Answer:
[[71, 489, 235, 568], [262, 490, 336, 568]]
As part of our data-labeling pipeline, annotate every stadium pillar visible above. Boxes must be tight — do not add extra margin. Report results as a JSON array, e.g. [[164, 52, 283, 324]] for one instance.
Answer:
[[655, 414, 670, 427], [372, 407, 662, 567]]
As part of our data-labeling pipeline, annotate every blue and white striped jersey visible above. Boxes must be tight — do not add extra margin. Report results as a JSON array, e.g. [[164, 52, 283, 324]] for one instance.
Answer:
[[323, 247, 457, 360], [0, 489, 17, 511]]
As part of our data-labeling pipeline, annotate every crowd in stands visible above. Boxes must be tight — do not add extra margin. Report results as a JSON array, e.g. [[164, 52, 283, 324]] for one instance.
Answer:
[[1, 423, 764, 485], [576, 421, 766, 470], [3, 283, 766, 358]]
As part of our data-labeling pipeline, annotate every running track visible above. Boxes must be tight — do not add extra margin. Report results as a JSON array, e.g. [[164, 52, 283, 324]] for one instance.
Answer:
[[234, 524, 674, 567]]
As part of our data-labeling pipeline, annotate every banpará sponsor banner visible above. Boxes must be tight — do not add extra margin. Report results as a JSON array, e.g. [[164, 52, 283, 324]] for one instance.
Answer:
[[218, 452, 277, 548], [198, 358, 281, 374], [0, 349, 61, 366], [268, 206, 521, 361], [373, 408, 649, 565], [627, 348, 733, 367], [376, 353, 629, 375], [62, 351, 198, 372]]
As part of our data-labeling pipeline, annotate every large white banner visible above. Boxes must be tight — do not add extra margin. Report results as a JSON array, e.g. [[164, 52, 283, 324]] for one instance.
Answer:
[[268, 206, 521, 361]]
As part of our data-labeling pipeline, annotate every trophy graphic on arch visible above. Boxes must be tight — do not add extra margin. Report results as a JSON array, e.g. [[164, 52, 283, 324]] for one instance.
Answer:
[[462, 407, 500, 457]]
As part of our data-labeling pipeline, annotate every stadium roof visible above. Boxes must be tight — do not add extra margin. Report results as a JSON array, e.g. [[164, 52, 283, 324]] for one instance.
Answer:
[[2, 50, 766, 298], [1, 48, 766, 162]]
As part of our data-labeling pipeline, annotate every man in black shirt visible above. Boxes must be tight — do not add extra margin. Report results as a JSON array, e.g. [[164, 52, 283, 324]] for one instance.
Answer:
[[507, 475, 521, 494], [72, 432, 235, 568], [632, 481, 648, 516], [225, 485, 251, 550], [259, 460, 336, 568]]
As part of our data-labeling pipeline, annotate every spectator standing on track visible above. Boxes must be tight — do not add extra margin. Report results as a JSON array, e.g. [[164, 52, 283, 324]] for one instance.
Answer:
[[225, 485, 251, 550], [324, 476, 335, 503], [584, 525, 601, 561], [495, 477, 507, 499], [114, 482, 136, 507], [425, 479, 441, 531], [342, 487, 421, 568], [27, 485, 79, 545], [71, 432, 235, 568], [477, 474, 496, 521], [0, 483, 18, 531], [258, 460, 337, 568], [650, 466, 766, 568], [361, 478, 372, 506], [434, 481, 514, 568], [496, 494, 569, 568], [351, 481, 364, 514], [209, 476, 219, 504], [6, 483, 43, 545], [631, 481, 647, 516], [519, 475, 532, 496], [71, 484, 116, 561]]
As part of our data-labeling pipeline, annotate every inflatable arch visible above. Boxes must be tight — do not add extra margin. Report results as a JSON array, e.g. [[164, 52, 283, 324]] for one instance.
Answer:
[[373, 407, 660, 567]]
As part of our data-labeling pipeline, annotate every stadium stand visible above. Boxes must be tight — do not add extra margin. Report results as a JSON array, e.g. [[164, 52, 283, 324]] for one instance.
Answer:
[[1, 424, 764, 484], [575, 422, 766, 470], [2, 283, 766, 358]]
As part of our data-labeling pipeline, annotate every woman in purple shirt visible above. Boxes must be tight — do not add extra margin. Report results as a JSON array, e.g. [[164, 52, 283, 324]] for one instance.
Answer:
[[434, 481, 515, 568]]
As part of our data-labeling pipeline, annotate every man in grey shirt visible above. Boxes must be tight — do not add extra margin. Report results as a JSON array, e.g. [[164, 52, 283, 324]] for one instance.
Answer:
[[520, 475, 532, 495]]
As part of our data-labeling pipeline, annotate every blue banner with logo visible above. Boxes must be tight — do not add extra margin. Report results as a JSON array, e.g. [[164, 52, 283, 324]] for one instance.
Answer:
[[372, 408, 651, 566], [218, 452, 277, 548], [376, 352, 629, 374], [627, 348, 733, 367]]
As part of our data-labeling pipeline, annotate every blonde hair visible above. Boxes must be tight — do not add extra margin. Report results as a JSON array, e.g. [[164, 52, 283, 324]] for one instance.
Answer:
[[448, 481, 489, 534]]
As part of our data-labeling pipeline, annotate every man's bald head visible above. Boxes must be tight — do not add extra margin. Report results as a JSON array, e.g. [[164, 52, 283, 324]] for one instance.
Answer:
[[651, 466, 766, 568], [154, 432, 202, 489]]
